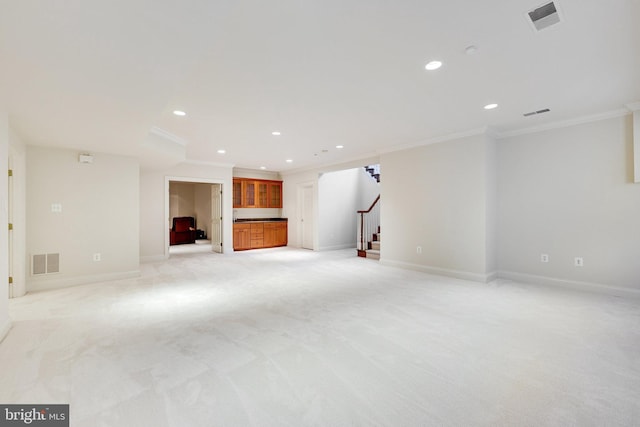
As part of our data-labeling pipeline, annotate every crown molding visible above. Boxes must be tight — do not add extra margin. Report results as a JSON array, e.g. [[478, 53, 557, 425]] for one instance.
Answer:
[[376, 127, 488, 155], [625, 101, 640, 112], [149, 126, 187, 146], [495, 108, 630, 139], [183, 159, 235, 168]]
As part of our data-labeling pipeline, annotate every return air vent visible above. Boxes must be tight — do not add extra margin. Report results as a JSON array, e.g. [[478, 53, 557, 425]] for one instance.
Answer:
[[527, 2, 561, 31], [523, 108, 551, 117], [32, 253, 60, 275]]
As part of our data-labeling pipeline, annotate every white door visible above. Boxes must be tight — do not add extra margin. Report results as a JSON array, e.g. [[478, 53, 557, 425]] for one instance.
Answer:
[[301, 185, 314, 250], [210, 184, 222, 253]]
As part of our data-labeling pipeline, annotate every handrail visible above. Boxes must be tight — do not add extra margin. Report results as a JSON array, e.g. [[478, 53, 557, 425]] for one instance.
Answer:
[[357, 195, 380, 214]]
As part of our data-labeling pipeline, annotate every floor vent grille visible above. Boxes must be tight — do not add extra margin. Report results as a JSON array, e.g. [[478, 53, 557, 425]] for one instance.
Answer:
[[32, 253, 60, 275]]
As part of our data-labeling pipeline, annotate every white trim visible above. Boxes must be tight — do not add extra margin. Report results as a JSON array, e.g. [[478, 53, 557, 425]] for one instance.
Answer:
[[318, 243, 356, 251], [0, 318, 11, 344], [141, 254, 169, 263], [496, 109, 630, 139], [377, 127, 488, 155], [381, 259, 495, 283], [149, 126, 187, 146], [280, 154, 380, 177], [27, 270, 141, 293], [165, 176, 228, 259], [182, 159, 236, 168], [625, 101, 640, 112], [498, 270, 640, 299]]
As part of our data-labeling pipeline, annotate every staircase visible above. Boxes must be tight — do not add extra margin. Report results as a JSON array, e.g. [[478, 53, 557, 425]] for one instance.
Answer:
[[358, 226, 381, 260], [357, 194, 380, 260], [357, 165, 381, 260]]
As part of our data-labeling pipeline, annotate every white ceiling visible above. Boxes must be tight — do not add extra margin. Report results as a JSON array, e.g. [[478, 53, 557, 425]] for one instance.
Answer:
[[1, 0, 639, 172]]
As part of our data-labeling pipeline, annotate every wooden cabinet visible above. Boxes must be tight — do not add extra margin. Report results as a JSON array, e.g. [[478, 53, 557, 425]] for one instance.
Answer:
[[233, 178, 283, 208], [232, 223, 251, 250], [268, 181, 282, 208], [250, 223, 264, 248], [264, 222, 287, 247], [234, 221, 287, 251]]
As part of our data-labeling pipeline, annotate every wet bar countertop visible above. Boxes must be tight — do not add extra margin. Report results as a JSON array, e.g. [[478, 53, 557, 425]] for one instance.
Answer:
[[233, 218, 288, 223]]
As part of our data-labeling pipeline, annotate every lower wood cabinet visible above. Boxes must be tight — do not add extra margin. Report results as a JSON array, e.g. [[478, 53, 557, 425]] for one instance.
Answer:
[[234, 221, 287, 251], [233, 224, 251, 250]]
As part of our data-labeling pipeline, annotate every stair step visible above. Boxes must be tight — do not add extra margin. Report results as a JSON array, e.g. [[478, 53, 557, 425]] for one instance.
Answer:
[[371, 241, 380, 250], [365, 249, 380, 260]]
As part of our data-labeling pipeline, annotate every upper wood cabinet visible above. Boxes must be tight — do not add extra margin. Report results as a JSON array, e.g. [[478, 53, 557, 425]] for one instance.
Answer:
[[233, 178, 282, 208]]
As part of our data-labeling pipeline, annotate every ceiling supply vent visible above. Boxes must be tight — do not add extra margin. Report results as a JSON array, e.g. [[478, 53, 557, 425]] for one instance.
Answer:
[[527, 2, 561, 31], [523, 108, 551, 117], [32, 253, 60, 275]]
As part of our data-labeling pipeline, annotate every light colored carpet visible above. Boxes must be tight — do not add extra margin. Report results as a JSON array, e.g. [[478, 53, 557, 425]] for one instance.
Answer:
[[1, 248, 639, 426]]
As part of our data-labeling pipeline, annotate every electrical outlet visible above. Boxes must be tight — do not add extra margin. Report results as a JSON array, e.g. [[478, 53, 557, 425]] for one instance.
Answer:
[[93, 253, 101, 262], [574, 257, 584, 267], [416, 246, 422, 254], [540, 254, 549, 263]]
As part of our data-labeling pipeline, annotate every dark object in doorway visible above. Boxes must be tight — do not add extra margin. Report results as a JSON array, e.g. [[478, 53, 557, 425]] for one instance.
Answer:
[[196, 229, 206, 240], [170, 217, 196, 245]]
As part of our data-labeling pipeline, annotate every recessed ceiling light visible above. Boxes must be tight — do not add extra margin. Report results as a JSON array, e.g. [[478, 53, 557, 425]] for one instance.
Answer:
[[336, 145, 344, 149], [286, 159, 293, 163], [217, 149, 226, 154], [260, 166, 267, 170], [173, 110, 187, 116], [464, 45, 478, 55], [484, 103, 499, 110], [425, 60, 442, 71], [272, 131, 281, 136]]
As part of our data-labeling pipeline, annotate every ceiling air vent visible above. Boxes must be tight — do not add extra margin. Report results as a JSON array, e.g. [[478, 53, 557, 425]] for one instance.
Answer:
[[528, 2, 561, 31], [523, 108, 551, 117]]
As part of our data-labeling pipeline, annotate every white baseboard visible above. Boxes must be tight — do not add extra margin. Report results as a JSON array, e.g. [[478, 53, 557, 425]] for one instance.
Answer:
[[141, 254, 169, 263], [27, 270, 141, 293], [498, 270, 640, 298], [318, 243, 356, 252], [381, 259, 496, 283], [0, 317, 12, 344]]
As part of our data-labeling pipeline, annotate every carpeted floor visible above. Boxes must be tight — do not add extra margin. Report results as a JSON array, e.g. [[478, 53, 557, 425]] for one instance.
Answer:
[[1, 248, 639, 426]]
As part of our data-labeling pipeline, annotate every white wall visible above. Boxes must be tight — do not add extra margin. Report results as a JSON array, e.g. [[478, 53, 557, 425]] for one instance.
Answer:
[[380, 134, 496, 282], [140, 162, 232, 261], [0, 111, 11, 340], [318, 168, 360, 250], [358, 167, 381, 211], [26, 147, 140, 292], [169, 182, 196, 221], [498, 115, 640, 291]]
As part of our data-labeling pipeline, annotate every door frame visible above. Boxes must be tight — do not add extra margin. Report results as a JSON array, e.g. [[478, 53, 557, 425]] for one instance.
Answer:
[[164, 176, 225, 259]]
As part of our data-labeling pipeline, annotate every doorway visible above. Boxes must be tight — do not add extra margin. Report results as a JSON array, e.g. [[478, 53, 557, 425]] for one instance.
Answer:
[[166, 178, 224, 257]]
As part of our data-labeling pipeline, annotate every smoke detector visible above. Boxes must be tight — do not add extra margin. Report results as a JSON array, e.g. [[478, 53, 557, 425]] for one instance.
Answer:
[[527, 2, 562, 31]]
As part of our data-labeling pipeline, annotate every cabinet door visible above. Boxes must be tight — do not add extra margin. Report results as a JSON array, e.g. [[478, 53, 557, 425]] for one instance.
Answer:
[[233, 180, 243, 208], [233, 224, 251, 250], [268, 181, 283, 208], [244, 181, 256, 207], [257, 181, 269, 208], [275, 222, 288, 246], [263, 223, 277, 247]]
